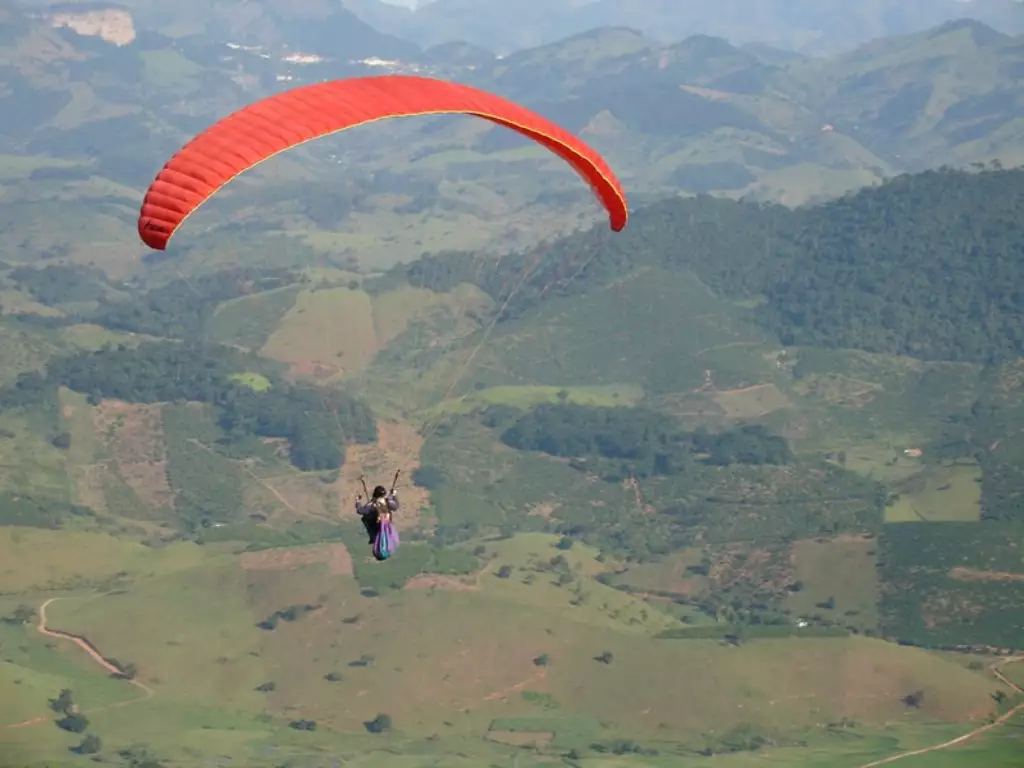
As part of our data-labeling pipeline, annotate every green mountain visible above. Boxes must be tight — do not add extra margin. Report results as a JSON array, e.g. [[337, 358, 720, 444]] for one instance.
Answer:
[[342, 0, 1024, 55], [2, 1, 1023, 276], [2, 156, 1024, 765]]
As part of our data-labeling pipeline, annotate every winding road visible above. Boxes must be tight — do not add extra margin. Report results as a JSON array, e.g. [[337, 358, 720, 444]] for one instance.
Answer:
[[1, 597, 152, 731], [2, 597, 1022, 765], [856, 655, 1024, 768]]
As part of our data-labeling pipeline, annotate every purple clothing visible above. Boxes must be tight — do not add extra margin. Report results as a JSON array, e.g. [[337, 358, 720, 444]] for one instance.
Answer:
[[355, 494, 398, 516], [373, 519, 399, 561], [356, 492, 399, 549]]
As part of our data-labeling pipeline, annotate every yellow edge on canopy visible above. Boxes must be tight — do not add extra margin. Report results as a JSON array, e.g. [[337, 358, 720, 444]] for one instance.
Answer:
[[152, 107, 628, 249]]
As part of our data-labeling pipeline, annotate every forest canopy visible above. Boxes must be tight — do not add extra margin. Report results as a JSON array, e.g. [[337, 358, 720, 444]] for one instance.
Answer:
[[6, 341, 376, 471], [404, 168, 1024, 364], [490, 403, 792, 479]]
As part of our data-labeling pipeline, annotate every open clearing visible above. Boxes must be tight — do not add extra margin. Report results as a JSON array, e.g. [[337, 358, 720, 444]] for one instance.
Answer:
[[712, 382, 791, 419], [239, 542, 353, 576], [45, 558, 267, 711], [60, 390, 178, 521], [237, 536, 1002, 742], [260, 285, 463, 382], [92, 398, 174, 515], [260, 287, 375, 380], [435, 383, 645, 416], [786, 535, 880, 632], [0, 527, 209, 592], [885, 464, 982, 523], [229, 371, 272, 391], [599, 548, 709, 597], [1, 531, 1018, 765], [336, 420, 430, 527]]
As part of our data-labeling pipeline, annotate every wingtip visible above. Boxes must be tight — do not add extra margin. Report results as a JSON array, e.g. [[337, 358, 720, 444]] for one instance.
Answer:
[[138, 218, 170, 250]]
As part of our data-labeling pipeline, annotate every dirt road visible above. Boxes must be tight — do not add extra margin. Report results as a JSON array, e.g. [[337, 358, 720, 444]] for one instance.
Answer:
[[0, 597, 152, 731], [857, 655, 1024, 767]]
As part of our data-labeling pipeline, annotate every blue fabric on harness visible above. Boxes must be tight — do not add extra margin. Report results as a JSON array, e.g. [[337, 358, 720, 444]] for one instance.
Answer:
[[372, 519, 399, 561]]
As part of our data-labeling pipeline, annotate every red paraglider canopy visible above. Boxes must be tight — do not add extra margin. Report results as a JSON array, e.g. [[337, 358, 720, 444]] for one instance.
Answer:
[[137, 74, 629, 249]]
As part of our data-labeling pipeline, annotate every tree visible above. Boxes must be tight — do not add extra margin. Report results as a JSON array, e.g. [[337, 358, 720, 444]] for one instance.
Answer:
[[49, 689, 75, 715], [56, 713, 89, 733], [901, 690, 924, 709], [113, 661, 138, 680], [364, 713, 392, 733], [1, 604, 34, 625], [412, 465, 445, 490], [72, 734, 102, 755]]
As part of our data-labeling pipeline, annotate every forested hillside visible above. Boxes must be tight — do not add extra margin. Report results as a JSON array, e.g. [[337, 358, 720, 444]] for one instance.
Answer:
[[405, 167, 1024, 363]]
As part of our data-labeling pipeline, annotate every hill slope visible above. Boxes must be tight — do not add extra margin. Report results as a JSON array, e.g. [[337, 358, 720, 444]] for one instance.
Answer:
[[342, 0, 1024, 56], [2, 4, 1023, 275], [2, 159, 1024, 765]]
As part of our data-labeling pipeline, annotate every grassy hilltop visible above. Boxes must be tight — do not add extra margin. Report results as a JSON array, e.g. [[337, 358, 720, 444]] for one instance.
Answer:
[[1, 166, 1024, 765]]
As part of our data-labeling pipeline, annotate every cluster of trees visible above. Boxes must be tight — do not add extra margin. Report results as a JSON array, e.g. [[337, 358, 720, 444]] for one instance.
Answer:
[[7, 264, 115, 305], [402, 168, 1024, 364], [49, 689, 101, 755], [95, 267, 299, 339], [364, 713, 392, 733], [2, 264, 303, 341], [16, 341, 376, 471], [878, 522, 1024, 649], [0, 490, 94, 529], [256, 603, 320, 631], [1, 604, 34, 624], [494, 403, 791, 477], [925, 397, 1024, 524]]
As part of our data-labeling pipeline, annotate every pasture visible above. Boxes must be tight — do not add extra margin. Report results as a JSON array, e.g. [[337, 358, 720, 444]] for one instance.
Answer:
[[884, 464, 982, 523], [0, 529, 1018, 766], [785, 535, 880, 633]]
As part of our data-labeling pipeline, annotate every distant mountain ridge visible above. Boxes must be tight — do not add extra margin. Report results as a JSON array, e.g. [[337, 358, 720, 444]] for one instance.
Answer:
[[1, 0, 1023, 274], [342, 0, 1024, 55]]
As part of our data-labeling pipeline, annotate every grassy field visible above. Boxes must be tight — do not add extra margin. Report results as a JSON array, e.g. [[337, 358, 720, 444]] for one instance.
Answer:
[[47, 558, 267, 710], [0, 322, 63, 383], [0, 154, 84, 182], [1, 529, 1017, 766], [444, 267, 779, 396], [208, 285, 302, 351], [785, 536, 880, 633], [778, 349, 982, 460], [228, 372, 273, 392], [884, 464, 982, 523], [427, 383, 645, 419], [0, 527, 211, 593], [260, 286, 377, 379], [0, 407, 67, 507]]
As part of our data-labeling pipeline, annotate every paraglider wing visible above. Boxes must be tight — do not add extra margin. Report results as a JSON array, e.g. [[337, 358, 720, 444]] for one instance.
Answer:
[[137, 75, 629, 250]]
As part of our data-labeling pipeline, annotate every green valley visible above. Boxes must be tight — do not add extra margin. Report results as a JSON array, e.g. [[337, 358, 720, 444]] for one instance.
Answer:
[[2, 3, 1024, 765]]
